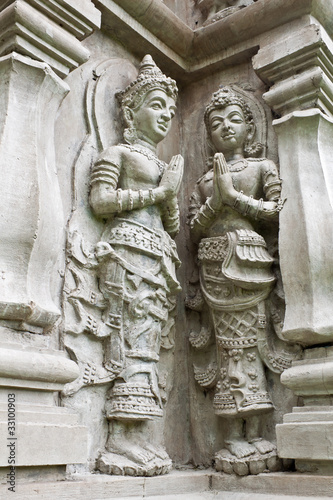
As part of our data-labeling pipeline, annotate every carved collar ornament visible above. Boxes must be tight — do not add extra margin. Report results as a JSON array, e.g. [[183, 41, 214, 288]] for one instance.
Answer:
[[228, 158, 266, 171], [117, 54, 178, 110]]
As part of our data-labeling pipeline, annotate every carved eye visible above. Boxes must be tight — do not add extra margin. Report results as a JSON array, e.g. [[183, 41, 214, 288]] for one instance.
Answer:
[[229, 114, 244, 123], [211, 121, 221, 131], [150, 101, 163, 110]]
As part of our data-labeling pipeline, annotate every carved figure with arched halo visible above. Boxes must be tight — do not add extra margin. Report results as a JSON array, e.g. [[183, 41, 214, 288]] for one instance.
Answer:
[[188, 86, 299, 475]]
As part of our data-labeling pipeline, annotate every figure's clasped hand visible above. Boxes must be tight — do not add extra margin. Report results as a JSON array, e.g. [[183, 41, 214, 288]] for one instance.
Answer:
[[159, 154, 184, 200], [210, 153, 238, 209]]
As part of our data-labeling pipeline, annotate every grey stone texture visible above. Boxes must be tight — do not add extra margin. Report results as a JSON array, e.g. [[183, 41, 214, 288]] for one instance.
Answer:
[[1, 0, 333, 497]]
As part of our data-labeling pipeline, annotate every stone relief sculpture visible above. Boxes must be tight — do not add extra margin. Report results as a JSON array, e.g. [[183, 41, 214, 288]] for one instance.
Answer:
[[62, 55, 183, 476], [187, 86, 300, 476], [196, 0, 255, 25]]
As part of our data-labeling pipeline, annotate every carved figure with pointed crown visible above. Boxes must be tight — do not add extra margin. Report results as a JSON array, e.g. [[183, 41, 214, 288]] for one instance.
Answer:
[[64, 55, 183, 476], [188, 86, 298, 475]]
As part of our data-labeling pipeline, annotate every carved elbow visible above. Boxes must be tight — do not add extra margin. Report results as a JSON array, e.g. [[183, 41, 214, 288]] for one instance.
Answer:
[[89, 187, 107, 216]]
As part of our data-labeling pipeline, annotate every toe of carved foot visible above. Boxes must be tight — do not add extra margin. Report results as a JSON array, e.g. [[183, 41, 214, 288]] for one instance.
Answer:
[[214, 448, 282, 476], [97, 452, 172, 477]]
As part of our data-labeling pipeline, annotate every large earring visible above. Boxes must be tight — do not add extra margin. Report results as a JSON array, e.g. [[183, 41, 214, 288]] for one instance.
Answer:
[[123, 126, 138, 144], [244, 140, 264, 158], [122, 107, 138, 144]]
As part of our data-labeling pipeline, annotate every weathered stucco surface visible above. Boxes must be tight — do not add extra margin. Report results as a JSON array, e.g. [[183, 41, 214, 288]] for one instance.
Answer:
[[1, 0, 333, 497]]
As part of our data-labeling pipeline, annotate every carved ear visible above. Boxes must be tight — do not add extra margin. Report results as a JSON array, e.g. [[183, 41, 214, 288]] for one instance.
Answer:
[[123, 106, 134, 126]]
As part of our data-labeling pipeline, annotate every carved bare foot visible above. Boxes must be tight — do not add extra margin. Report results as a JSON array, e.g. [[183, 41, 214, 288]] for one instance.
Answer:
[[142, 442, 170, 461], [224, 439, 256, 459], [108, 436, 155, 465], [62, 363, 117, 396], [61, 377, 85, 397], [250, 438, 276, 455]]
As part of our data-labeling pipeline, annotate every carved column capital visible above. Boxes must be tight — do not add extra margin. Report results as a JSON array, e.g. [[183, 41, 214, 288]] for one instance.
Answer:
[[0, 0, 101, 77], [253, 22, 333, 117], [252, 14, 333, 347]]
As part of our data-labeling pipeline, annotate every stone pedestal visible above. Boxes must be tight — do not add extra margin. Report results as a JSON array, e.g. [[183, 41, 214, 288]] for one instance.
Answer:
[[277, 348, 333, 474], [0, 344, 87, 469], [1, 469, 333, 499]]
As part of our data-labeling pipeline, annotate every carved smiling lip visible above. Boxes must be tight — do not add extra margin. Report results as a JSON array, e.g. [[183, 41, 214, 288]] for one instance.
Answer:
[[221, 133, 235, 139], [158, 123, 168, 132]]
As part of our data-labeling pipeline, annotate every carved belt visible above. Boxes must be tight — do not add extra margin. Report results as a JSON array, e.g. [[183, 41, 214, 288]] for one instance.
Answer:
[[102, 218, 179, 262], [198, 235, 229, 262], [100, 218, 181, 293], [198, 230, 275, 310]]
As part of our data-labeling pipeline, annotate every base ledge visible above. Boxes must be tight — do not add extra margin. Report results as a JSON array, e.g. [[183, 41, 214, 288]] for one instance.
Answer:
[[1, 469, 333, 499]]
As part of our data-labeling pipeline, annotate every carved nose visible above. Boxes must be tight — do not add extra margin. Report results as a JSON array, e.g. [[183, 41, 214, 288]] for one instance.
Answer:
[[161, 109, 172, 121], [222, 120, 230, 131]]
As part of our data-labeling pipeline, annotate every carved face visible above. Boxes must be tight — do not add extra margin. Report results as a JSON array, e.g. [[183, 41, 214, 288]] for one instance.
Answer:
[[128, 89, 176, 146], [208, 104, 251, 156]]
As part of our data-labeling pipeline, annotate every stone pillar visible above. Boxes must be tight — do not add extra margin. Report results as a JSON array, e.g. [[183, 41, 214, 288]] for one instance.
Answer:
[[0, 0, 100, 475], [0, 52, 68, 328], [253, 15, 333, 473]]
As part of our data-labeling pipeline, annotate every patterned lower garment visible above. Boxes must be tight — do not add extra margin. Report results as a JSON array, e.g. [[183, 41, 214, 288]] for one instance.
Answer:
[[98, 218, 180, 421], [198, 229, 275, 417]]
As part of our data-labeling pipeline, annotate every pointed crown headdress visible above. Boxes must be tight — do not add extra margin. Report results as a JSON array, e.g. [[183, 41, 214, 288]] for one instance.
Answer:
[[117, 55, 178, 110]]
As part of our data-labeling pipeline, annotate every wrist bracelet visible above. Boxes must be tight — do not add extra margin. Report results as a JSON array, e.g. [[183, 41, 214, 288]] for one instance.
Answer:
[[255, 198, 264, 219], [139, 190, 145, 207], [128, 189, 133, 210], [116, 189, 122, 212], [244, 195, 253, 216], [190, 215, 205, 228], [198, 206, 211, 221], [233, 190, 244, 209], [149, 188, 156, 203], [206, 199, 217, 215]]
